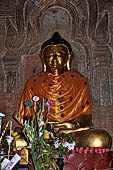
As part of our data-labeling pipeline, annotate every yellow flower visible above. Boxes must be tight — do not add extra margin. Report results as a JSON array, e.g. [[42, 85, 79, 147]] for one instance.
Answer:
[[11, 130, 14, 135], [13, 132, 18, 137], [15, 135, 20, 140], [11, 130, 20, 139], [11, 130, 18, 137], [50, 132, 54, 138], [44, 130, 49, 139]]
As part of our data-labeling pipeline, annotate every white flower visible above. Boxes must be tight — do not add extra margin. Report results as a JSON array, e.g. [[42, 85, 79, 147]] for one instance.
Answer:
[[24, 120, 27, 125], [29, 136, 33, 142], [39, 120, 44, 127], [39, 127, 42, 131], [54, 141, 60, 148], [72, 141, 76, 146], [62, 142, 69, 148], [39, 132, 43, 137], [32, 134, 34, 139], [68, 143, 75, 150], [6, 136, 13, 145], [27, 143, 31, 148], [40, 120, 44, 126], [29, 130, 32, 134]]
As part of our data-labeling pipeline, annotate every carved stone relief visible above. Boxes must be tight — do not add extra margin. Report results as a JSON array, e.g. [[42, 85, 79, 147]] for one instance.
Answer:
[[6, 71, 17, 93], [1, 0, 26, 93], [0, 0, 16, 16], [41, 7, 71, 40], [71, 42, 87, 74]]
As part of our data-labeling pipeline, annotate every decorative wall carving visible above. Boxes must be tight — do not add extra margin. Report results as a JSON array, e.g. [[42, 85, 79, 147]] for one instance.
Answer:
[[41, 7, 71, 40], [6, 71, 17, 93], [25, 0, 79, 42]]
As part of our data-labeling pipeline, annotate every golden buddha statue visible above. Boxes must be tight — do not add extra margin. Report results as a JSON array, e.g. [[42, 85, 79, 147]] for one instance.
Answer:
[[18, 32, 112, 148]]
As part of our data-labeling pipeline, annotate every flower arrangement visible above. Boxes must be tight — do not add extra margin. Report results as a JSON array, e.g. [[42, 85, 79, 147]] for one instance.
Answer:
[[16, 109, 57, 170], [15, 96, 76, 170], [54, 133, 76, 157]]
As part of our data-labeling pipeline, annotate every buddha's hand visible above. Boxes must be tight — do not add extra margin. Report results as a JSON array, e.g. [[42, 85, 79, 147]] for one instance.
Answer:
[[52, 121, 80, 130]]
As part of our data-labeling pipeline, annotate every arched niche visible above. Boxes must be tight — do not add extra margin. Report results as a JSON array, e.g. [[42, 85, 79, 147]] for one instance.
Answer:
[[30, 0, 79, 42], [40, 6, 71, 41]]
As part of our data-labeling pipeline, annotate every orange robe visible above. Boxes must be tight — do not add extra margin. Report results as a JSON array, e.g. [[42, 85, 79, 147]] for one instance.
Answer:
[[18, 70, 92, 122]]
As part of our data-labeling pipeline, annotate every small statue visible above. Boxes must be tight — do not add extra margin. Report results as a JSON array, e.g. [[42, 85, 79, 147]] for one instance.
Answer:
[[12, 127, 28, 151], [18, 32, 112, 148], [19, 148, 29, 165]]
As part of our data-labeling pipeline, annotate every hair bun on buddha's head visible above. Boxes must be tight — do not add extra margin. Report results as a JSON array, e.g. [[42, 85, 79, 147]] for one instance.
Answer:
[[52, 32, 61, 40], [41, 32, 72, 53]]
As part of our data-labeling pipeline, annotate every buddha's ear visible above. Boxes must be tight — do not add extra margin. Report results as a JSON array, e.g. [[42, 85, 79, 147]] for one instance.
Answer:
[[40, 54, 47, 72], [42, 59, 47, 72], [43, 63, 47, 72], [67, 52, 73, 70]]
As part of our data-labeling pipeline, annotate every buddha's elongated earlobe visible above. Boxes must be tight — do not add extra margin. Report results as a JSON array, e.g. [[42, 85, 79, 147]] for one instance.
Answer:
[[41, 54, 47, 72], [67, 54, 72, 70], [43, 63, 47, 72]]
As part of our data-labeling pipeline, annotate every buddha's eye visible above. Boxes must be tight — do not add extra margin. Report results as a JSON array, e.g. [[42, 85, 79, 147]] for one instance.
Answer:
[[61, 50, 65, 54]]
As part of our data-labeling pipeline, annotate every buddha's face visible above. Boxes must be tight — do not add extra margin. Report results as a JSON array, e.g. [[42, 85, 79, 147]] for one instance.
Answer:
[[42, 45, 69, 69]]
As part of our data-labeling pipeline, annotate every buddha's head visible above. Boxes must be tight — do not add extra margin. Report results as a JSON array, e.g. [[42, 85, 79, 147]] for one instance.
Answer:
[[41, 32, 72, 75]]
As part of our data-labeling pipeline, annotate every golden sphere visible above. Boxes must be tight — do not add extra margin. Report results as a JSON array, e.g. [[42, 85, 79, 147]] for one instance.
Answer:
[[76, 129, 112, 148]]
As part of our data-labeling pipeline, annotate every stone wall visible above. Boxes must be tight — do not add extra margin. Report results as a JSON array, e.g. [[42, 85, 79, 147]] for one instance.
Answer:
[[0, 0, 113, 149]]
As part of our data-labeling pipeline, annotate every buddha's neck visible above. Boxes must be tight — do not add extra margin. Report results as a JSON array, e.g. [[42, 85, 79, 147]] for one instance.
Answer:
[[46, 67, 68, 76]]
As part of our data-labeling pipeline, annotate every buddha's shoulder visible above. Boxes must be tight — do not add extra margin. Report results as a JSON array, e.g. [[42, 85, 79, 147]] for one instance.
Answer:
[[65, 70, 88, 81], [25, 72, 46, 84]]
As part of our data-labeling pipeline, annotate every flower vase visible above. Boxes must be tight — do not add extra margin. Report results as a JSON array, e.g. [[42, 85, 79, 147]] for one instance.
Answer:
[[56, 157, 64, 170]]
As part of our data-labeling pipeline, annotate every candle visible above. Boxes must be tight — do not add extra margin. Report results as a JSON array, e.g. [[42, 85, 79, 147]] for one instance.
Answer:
[[0, 121, 9, 144], [7, 121, 13, 159], [6, 135, 13, 159], [10, 121, 12, 137]]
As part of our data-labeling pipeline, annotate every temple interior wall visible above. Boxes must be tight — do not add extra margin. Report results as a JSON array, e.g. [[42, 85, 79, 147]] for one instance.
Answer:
[[0, 0, 113, 149]]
